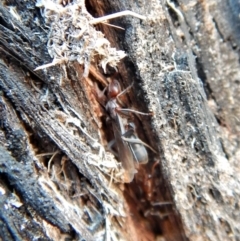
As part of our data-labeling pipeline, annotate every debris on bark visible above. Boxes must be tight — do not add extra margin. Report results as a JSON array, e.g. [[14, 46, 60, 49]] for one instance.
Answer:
[[0, 0, 240, 240]]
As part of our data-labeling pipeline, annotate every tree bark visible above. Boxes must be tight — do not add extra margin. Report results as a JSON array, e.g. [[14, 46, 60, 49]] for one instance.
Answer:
[[0, 0, 239, 241]]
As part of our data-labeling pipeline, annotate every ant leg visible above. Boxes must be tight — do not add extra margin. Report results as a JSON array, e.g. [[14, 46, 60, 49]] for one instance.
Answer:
[[121, 124, 157, 154], [115, 105, 153, 117], [121, 135, 157, 154], [93, 82, 108, 106], [118, 107, 153, 116], [115, 84, 153, 116], [116, 82, 134, 99], [113, 82, 134, 107]]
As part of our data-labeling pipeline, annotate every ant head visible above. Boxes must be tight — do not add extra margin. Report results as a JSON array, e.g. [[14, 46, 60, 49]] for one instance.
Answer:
[[107, 79, 121, 98]]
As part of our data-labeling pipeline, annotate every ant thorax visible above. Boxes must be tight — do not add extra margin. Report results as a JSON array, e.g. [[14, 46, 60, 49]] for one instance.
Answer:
[[105, 98, 119, 120]]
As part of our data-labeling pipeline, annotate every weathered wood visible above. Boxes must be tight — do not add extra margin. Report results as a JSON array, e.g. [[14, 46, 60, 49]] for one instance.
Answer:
[[0, 0, 239, 241], [93, 0, 240, 240]]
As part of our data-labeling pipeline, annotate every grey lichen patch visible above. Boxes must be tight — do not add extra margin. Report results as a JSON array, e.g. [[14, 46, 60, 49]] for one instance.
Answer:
[[35, 0, 126, 75]]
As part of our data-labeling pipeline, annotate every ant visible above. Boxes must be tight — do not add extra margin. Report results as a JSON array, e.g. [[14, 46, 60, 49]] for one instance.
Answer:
[[95, 78, 155, 182]]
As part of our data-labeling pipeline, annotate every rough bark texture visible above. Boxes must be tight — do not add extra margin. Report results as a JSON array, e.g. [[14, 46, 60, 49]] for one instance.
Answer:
[[0, 0, 239, 241]]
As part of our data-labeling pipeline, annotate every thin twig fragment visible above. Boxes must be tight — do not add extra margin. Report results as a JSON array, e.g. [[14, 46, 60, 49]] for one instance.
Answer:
[[90, 10, 146, 25]]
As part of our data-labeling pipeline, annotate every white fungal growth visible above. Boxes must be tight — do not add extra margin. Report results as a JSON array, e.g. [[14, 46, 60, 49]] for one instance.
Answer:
[[35, 0, 127, 75]]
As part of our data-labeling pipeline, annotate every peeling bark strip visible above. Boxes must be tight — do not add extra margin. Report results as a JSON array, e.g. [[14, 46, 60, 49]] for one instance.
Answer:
[[0, 0, 240, 241]]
